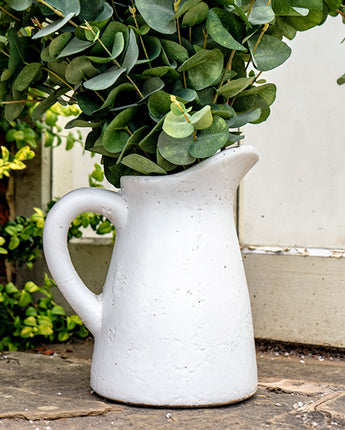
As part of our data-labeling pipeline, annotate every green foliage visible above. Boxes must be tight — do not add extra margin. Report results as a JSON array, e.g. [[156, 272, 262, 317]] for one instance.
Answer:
[[0, 0, 343, 187], [0, 145, 35, 178], [0, 203, 115, 268], [0, 275, 89, 351], [0, 200, 115, 351]]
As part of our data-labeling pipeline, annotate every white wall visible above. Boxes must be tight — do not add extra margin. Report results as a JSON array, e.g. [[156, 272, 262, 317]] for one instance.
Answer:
[[240, 17, 345, 249]]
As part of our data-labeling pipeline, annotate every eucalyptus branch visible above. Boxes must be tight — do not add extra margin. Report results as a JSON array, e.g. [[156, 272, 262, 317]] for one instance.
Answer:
[[84, 22, 144, 99]]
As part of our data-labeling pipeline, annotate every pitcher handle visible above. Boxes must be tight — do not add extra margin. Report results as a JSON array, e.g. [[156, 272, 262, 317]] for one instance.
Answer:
[[43, 188, 128, 337]]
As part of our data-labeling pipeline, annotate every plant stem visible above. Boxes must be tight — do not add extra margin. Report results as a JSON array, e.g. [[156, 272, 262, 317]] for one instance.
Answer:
[[213, 49, 236, 104], [170, 95, 197, 142], [174, 0, 182, 45], [129, 6, 151, 66], [35, 0, 78, 27], [337, 8, 345, 18], [0, 99, 43, 105], [110, 0, 119, 19], [0, 5, 20, 22], [86, 23, 144, 99], [202, 29, 208, 49], [42, 67, 74, 90], [246, 0, 256, 18], [252, 23, 269, 54]]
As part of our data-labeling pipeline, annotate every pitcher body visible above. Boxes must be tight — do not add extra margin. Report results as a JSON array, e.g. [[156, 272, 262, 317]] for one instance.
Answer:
[[43, 145, 259, 406]]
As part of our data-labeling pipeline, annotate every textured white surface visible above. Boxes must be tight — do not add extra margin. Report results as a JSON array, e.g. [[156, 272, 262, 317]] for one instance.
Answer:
[[43, 146, 258, 406], [240, 17, 345, 248]]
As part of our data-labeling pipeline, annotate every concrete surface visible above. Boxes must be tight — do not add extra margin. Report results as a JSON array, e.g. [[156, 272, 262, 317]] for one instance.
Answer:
[[0, 340, 345, 429]]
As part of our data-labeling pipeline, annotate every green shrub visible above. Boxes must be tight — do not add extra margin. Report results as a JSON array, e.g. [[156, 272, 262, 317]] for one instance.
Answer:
[[0, 275, 89, 351]]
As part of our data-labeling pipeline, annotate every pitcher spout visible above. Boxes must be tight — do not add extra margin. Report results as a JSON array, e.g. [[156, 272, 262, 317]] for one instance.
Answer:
[[177, 144, 259, 197]]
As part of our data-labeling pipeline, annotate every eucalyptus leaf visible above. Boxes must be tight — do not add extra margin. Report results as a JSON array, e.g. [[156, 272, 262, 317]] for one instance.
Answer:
[[172, 88, 198, 102], [157, 131, 196, 165], [143, 66, 179, 79], [117, 126, 150, 163], [275, 16, 297, 39], [4, 93, 25, 122], [189, 115, 229, 158], [103, 129, 130, 153], [121, 154, 167, 175], [31, 95, 58, 121], [190, 105, 213, 130], [162, 111, 194, 138], [206, 9, 246, 51], [65, 56, 99, 84], [189, 132, 228, 158], [58, 37, 94, 58], [49, 33, 72, 58], [161, 40, 189, 63], [148, 91, 171, 120], [46, 60, 68, 86], [76, 92, 102, 115], [218, 77, 255, 98], [43, 0, 80, 16], [32, 12, 75, 39], [102, 108, 137, 152], [229, 108, 262, 127], [135, 0, 176, 34], [85, 130, 110, 153], [249, 6, 275, 24], [173, 0, 203, 18], [122, 29, 139, 73], [106, 107, 138, 130], [285, 7, 324, 30], [8, 29, 24, 76], [97, 83, 137, 111], [78, 0, 105, 22], [13, 63, 42, 92], [233, 84, 276, 123], [337, 73, 345, 85], [90, 2, 113, 26], [141, 77, 165, 99], [5, 0, 33, 11], [104, 156, 132, 188], [89, 21, 129, 56], [178, 49, 224, 90], [211, 103, 236, 119], [139, 117, 165, 153], [156, 148, 178, 171], [111, 32, 125, 58], [136, 36, 161, 64], [83, 66, 126, 90], [248, 34, 292, 71], [182, 2, 209, 27]]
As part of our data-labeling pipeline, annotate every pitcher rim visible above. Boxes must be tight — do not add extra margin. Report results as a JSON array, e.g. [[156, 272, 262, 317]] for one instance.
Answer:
[[120, 144, 258, 188]]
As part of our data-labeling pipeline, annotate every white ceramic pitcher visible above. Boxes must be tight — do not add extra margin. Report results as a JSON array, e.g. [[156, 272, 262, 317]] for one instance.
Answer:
[[43, 145, 259, 407]]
